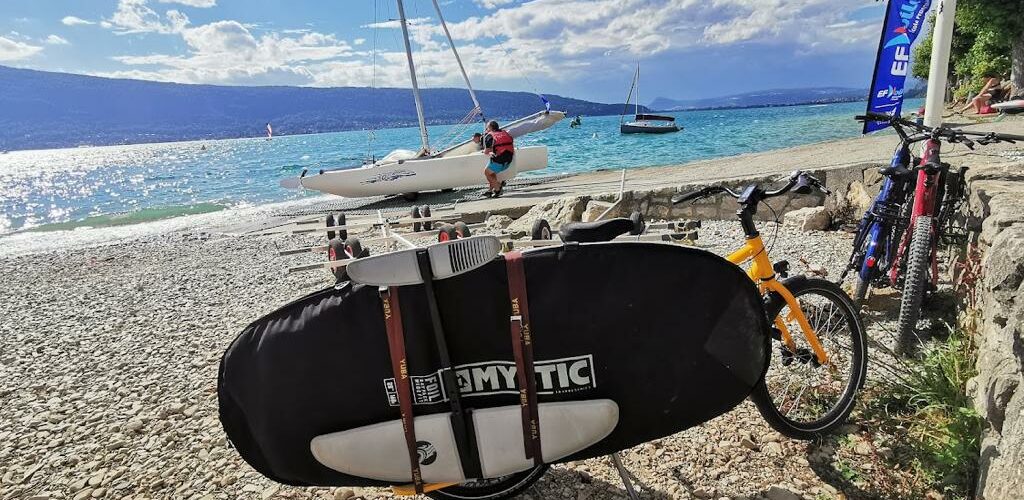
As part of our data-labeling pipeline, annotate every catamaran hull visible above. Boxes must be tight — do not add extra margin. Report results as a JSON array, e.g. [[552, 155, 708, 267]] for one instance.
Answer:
[[620, 123, 681, 134], [296, 146, 549, 198]]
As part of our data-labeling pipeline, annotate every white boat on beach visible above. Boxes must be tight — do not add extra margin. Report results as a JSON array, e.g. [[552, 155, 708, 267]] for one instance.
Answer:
[[293, 112, 561, 199], [280, 0, 563, 200]]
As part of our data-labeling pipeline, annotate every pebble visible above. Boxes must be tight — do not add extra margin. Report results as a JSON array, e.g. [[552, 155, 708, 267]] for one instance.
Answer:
[[262, 485, 281, 500], [693, 487, 716, 498], [740, 437, 759, 451], [764, 485, 801, 500], [853, 441, 873, 456]]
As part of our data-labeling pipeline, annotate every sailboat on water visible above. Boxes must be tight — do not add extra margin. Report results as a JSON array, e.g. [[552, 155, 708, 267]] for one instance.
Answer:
[[266, 123, 273, 141], [280, 0, 564, 200], [620, 64, 680, 134]]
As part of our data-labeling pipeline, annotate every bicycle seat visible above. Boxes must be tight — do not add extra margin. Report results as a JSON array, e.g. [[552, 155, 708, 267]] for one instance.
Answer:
[[878, 164, 915, 180], [559, 218, 635, 243]]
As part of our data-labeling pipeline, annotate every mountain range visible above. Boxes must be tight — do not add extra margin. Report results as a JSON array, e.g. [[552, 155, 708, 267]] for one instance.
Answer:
[[649, 87, 871, 111], [0, 66, 645, 151]]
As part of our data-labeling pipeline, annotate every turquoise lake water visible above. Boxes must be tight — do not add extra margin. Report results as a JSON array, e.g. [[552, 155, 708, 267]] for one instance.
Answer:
[[0, 99, 920, 235]]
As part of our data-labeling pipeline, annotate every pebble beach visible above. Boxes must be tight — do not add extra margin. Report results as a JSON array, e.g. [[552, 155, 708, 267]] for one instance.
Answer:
[[3, 118, 1023, 500], [0, 210, 899, 500]]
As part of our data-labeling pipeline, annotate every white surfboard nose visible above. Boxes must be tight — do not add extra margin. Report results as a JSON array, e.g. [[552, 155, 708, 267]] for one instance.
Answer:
[[310, 399, 619, 483]]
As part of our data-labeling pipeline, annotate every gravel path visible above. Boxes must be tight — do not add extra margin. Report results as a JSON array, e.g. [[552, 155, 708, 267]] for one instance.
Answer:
[[0, 216, 913, 500]]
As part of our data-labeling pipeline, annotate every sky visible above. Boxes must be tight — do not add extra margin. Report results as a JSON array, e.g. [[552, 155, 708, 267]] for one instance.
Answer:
[[0, 0, 896, 104]]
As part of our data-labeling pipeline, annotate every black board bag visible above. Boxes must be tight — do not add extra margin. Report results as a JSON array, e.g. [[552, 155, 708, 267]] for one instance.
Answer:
[[218, 242, 770, 487]]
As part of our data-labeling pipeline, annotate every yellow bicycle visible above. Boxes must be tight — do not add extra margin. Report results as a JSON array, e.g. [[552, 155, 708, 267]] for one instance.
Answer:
[[675, 171, 868, 438]]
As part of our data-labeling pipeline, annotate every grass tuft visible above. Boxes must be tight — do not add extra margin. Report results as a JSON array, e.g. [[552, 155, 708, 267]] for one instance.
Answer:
[[885, 324, 982, 497]]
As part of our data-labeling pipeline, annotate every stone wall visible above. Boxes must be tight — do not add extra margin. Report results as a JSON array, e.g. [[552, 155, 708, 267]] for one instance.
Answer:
[[506, 163, 889, 228], [965, 164, 1024, 500]]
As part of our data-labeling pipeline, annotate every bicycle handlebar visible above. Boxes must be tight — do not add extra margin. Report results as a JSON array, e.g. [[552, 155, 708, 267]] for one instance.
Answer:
[[673, 171, 829, 205], [854, 113, 1023, 145], [672, 186, 730, 204], [854, 112, 919, 129]]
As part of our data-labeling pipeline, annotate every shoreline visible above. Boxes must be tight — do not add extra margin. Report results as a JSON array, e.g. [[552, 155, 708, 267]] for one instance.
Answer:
[[2, 114, 1020, 258]]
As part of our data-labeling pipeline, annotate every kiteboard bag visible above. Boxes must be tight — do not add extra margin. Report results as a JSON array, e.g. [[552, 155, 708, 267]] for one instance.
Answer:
[[218, 240, 770, 487]]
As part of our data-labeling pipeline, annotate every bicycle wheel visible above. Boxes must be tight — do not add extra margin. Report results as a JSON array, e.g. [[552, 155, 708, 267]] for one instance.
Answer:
[[427, 465, 549, 500], [751, 277, 868, 440], [896, 216, 932, 355]]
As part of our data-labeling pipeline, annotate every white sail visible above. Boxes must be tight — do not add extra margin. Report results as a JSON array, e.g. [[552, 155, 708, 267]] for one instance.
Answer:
[[280, 0, 564, 198]]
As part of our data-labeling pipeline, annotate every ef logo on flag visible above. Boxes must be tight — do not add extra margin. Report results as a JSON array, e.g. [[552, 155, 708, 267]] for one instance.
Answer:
[[864, 0, 932, 133]]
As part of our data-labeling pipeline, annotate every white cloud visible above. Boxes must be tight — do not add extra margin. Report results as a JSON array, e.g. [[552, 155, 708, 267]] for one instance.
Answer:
[[94, 0, 883, 92], [45, 35, 71, 45], [361, 17, 432, 30], [62, 16, 96, 26], [0, 36, 43, 61], [441, 0, 881, 81], [475, 0, 516, 8], [158, 0, 217, 7], [106, 19, 356, 85], [104, 0, 190, 34]]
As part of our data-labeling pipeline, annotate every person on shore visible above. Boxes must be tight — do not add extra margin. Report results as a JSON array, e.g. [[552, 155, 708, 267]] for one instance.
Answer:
[[482, 121, 513, 198], [958, 74, 1010, 115]]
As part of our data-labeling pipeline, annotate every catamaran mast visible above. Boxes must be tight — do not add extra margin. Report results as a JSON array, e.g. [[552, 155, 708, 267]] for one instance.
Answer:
[[396, 0, 430, 153], [429, 0, 482, 119], [635, 64, 640, 117]]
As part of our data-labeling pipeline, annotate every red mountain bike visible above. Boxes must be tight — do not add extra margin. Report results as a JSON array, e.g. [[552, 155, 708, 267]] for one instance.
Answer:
[[858, 112, 1024, 353]]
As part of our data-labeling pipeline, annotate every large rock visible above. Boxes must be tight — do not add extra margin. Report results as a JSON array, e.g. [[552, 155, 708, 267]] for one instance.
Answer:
[[483, 215, 513, 232], [506, 195, 589, 237], [582, 201, 614, 222], [782, 206, 830, 231], [844, 181, 874, 218]]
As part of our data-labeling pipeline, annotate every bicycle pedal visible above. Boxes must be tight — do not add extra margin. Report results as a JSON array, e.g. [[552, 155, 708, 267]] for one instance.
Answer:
[[780, 347, 794, 366], [773, 260, 790, 278], [796, 348, 821, 368]]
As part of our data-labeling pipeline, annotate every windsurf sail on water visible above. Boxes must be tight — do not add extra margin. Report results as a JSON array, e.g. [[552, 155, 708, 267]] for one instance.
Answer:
[[266, 123, 273, 139], [863, 0, 931, 133]]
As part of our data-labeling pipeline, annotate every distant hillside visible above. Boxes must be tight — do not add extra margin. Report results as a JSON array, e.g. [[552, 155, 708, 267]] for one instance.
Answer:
[[0, 66, 645, 151], [650, 87, 868, 111]]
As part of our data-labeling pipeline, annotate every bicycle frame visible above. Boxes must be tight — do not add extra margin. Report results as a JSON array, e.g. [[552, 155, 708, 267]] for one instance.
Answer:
[[726, 223, 829, 366], [850, 147, 914, 286], [889, 138, 942, 286]]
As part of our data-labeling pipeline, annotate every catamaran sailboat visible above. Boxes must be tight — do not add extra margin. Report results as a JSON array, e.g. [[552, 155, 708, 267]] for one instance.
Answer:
[[280, 0, 564, 199], [620, 64, 680, 134]]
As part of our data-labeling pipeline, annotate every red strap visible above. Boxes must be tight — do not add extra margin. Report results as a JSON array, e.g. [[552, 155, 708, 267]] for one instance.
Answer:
[[380, 287, 424, 494], [504, 252, 543, 466]]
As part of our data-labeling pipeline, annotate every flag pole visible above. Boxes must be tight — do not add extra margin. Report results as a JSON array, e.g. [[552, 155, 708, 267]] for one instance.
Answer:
[[923, 0, 957, 128]]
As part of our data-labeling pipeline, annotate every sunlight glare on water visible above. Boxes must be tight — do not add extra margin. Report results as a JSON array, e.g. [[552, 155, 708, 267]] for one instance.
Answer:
[[0, 100, 919, 235]]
